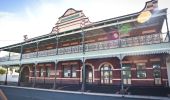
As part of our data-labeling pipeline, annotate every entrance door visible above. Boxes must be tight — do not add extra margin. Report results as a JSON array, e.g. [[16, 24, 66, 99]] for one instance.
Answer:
[[100, 64, 112, 84], [85, 65, 93, 83], [153, 63, 161, 85], [122, 64, 131, 85], [21, 66, 29, 82]]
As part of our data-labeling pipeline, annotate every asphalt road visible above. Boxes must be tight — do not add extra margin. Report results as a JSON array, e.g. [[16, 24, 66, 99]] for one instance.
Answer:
[[0, 86, 161, 100]]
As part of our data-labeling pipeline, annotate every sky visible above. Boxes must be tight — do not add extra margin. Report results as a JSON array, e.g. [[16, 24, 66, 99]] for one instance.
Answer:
[[0, 0, 170, 48]]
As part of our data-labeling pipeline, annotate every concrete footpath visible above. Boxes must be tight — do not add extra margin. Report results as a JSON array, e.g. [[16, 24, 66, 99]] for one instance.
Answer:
[[0, 85, 169, 100]]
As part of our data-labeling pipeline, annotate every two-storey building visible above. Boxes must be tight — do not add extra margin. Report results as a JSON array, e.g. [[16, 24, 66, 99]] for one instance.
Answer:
[[0, 0, 170, 94]]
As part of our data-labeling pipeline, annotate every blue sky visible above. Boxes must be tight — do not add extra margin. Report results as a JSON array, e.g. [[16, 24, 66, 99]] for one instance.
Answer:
[[0, 0, 38, 13], [0, 0, 169, 47]]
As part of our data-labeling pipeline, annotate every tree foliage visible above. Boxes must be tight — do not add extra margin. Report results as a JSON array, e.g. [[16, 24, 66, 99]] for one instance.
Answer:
[[0, 68, 6, 75]]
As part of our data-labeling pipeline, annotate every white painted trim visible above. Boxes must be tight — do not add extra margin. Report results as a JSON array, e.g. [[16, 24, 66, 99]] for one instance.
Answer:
[[162, 79, 168, 81], [94, 78, 100, 80], [131, 79, 154, 81], [161, 67, 167, 69], [131, 68, 136, 70], [112, 79, 121, 80], [29, 77, 54, 79], [145, 68, 153, 69], [98, 62, 114, 70], [98, 62, 114, 84], [57, 78, 80, 80], [112, 69, 121, 71]]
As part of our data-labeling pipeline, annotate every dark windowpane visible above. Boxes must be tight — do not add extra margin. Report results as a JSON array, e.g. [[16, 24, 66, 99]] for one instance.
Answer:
[[136, 63, 146, 78]]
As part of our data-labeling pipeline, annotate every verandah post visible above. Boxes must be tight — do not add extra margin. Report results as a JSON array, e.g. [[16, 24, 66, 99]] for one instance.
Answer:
[[4, 66, 8, 85], [17, 64, 22, 86], [119, 54, 124, 95], [18, 45, 23, 86], [33, 62, 38, 87], [81, 57, 86, 92], [53, 61, 58, 89], [80, 20, 86, 91]]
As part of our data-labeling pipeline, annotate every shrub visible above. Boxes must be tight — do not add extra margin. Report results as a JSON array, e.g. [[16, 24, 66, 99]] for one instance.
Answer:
[[0, 68, 6, 75]]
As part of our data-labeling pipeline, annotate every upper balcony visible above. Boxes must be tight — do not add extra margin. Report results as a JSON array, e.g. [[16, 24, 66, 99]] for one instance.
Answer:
[[0, 5, 169, 65], [0, 32, 169, 65]]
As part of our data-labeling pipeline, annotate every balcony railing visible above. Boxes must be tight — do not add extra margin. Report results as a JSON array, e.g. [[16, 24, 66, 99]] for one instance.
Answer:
[[0, 33, 168, 62]]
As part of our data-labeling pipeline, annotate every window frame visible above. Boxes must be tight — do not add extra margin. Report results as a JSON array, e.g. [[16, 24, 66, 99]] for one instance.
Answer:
[[122, 64, 131, 79], [100, 64, 112, 84], [63, 64, 77, 78], [40, 67, 44, 77], [136, 63, 147, 79], [152, 62, 161, 78], [45, 67, 50, 77]]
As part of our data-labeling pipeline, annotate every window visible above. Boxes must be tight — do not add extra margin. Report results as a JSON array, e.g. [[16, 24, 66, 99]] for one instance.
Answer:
[[122, 64, 131, 84], [46, 67, 50, 77], [122, 64, 131, 78], [40, 67, 44, 77], [64, 66, 71, 77], [136, 63, 146, 78], [63, 64, 77, 78], [153, 63, 161, 85], [100, 64, 112, 84], [153, 63, 161, 78], [72, 66, 77, 77]]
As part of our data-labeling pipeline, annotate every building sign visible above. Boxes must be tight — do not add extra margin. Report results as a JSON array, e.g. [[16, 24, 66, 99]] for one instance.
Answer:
[[137, 11, 152, 23]]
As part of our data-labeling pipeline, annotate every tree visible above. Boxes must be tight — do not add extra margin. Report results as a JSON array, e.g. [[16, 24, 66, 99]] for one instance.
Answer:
[[0, 68, 6, 75]]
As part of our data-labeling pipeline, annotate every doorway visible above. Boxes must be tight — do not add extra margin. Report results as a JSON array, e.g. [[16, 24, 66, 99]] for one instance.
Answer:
[[20, 66, 29, 82]]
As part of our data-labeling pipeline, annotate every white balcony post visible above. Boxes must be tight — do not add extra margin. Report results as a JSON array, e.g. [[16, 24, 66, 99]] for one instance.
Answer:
[[17, 64, 22, 86], [118, 54, 125, 96], [81, 57, 86, 92], [80, 20, 86, 91], [33, 62, 38, 87], [4, 66, 8, 85], [53, 61, 58, 89]]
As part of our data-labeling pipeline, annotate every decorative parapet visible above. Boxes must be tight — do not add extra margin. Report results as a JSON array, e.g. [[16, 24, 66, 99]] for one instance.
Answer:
[[51, 8, 91, 34]]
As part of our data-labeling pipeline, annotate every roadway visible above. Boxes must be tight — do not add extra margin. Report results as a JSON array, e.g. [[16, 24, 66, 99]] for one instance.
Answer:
[[0, 85, 168, 100]]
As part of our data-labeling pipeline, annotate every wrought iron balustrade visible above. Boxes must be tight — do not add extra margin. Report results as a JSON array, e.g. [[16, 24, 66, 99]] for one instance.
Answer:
[[38, 49, 56, 57], [120, 33, 163, 47], [0, 33, 167, 62], [22, 52, 37, 59], [9, 55, 20, 60], [0, 56, 9, 62]]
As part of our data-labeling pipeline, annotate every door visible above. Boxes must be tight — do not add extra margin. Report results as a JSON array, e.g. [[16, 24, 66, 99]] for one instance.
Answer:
[[85, 65, 93, 83], [21, 66, 29, 82], [101, 64, 112, 84]]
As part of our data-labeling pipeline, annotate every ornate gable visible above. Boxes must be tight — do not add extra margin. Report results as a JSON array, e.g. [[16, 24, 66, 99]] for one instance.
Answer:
[[61, 8, 79, 17], [51, 8, 91, 34]]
